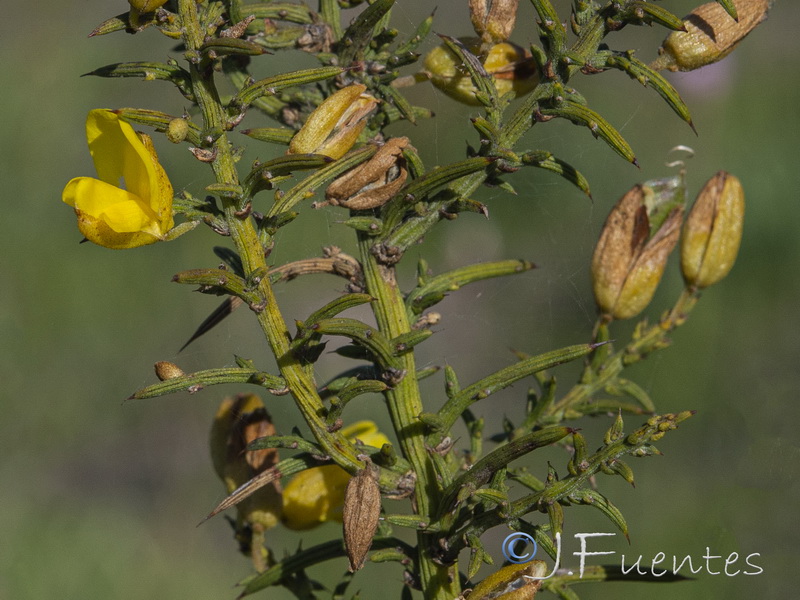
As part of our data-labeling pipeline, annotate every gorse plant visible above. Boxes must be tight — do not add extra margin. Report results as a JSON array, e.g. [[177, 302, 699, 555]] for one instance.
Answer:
[[63, 0, 768, 598]]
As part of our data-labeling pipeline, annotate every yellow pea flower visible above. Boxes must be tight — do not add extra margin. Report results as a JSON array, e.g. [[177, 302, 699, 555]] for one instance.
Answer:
[[281, 421, 390, 530], [62, 109, 174, 249]]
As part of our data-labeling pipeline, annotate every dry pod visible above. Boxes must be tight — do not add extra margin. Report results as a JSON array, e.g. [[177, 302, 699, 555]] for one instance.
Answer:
[[424, 38, 537, 106], [592, 176, 685, 320], [342, 465, 381, 572], [469, 0, 519, 43], [651, 0, 772, 72], [322, 137, 412, 210], [467, 560, 547, 600], [681, 171, 745, 288]]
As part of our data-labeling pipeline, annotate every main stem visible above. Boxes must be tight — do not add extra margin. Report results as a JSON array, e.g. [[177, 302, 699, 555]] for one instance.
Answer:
[[178, 0, 362, 473], [358, 236, 460, 599]]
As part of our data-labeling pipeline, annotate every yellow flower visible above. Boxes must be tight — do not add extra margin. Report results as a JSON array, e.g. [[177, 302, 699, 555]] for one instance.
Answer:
[[281, 421, 389, 530], [62, 109, 174, 249]]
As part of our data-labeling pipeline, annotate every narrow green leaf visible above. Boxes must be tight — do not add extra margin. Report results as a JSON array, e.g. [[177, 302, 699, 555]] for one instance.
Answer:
[[716, 0, 739, 21], [520, 151, 591, 197], [240, 127, 295, 145], [234, 66, 345, 107], [84, 62, 194, 101], [340, 0, 395, 65], [606, 53, 694, 131], [406, 259, 535, 315], [540, 101, 637, 165], [244, 154, 333, 197], [312, 318, 399, 368], [114, 108, 202, 146], [129, 367, 286, 400], [626, 2, 686, 30]]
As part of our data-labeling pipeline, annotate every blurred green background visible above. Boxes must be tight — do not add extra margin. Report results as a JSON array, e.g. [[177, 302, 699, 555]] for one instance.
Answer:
[[2, 1, 798, 599]]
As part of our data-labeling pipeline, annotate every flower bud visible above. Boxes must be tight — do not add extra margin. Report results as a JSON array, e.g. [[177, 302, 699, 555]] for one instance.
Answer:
[[469, 0, 519, 43], [592, 176, 685, 320], [469, 561, 547, 600], [424, 38, 537, 106], [652, 0, 772, 72], [681, 171, 744, 288], [288, 84, 378, 160], [210, 394, 282, 530]]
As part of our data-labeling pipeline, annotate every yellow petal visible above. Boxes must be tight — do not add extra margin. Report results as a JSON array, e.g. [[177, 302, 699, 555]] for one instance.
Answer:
[[63, 177, 157, 233], [282, 465, 351, 529]]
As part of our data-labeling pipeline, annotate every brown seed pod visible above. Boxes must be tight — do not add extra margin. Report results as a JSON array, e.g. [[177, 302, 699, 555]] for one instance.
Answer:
[[154, 361, 184, 380], [342, 465, 381, 572], [653, 0, 772, 72]]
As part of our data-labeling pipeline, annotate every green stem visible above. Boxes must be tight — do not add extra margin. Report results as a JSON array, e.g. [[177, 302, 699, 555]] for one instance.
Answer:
[[358, 234, 460, 599], [178, 0, 364, 475], [550, 288, 699, 416]]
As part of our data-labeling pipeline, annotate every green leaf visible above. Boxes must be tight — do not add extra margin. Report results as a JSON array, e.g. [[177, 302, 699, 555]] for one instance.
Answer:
[[716, 0, 739, 21], [539, 100, 637, 165], [84, 62, 194, 101], [114, 108, 202, 146], [129, 367, 286, 400], [406, 259, 535, 315], [340, 0, 395, 65], [233, 66, 345, 107], [520, 151, 591, 197]]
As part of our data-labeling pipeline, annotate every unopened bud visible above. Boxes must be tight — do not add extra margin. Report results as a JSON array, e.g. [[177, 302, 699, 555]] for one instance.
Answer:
[[424, 38, 537, 106], [128, 0, 168, 12], [166, 118, 189, 143], [469, 561, 547, 600], [469, 0, 519, 43], [288, 84, 378, 159], [342, 466, 381, 572], [652, 0, 772, 72], [592, 177, 685, 320], [154, 361, 184, 380], [681, 171, 744, 288]]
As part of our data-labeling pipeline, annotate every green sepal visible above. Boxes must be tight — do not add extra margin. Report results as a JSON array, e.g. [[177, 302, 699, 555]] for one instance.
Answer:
[[244, 154, 333, 197], [567, 431, 589, 475], [233, 66, 345, 107], [716, 0, 739, 20], [312, 318, 399, 369], [624, 2, 686, 31], [435, 343, 600, 435], [520, 151, 591, 197], [605, 53, 694, 131], [268, 145, 378, 217], [201, 37, 268, 57], [546, 500, 564, 536], [84, 62, 194, 102], [567, 488, 629, 539], [114, 108, 202, 146], [406, 259, 535, 315], [163, 220, 200, 241], [340, 0, 395, 65], [240, 127, 295, 145], [129, 367, 286, 400], [539, 100, 636, 165]]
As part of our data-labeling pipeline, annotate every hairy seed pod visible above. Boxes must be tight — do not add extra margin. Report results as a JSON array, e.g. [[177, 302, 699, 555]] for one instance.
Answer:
[[166, 118, 189, 144], [681, 171, 744, 289], [592, 177, 685, 320], [342, 466, 381, 572], [652, 0, 772, 72]]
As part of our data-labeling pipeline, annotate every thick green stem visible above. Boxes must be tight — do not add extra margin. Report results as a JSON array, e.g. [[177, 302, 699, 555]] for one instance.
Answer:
[[178, 0, 363, 474], [358, 235, 460, 599]]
